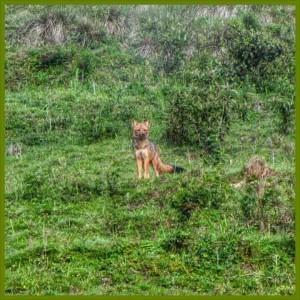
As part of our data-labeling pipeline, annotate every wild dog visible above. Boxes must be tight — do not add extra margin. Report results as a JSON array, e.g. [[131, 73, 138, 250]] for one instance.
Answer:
[[132, 120, 184, 179]]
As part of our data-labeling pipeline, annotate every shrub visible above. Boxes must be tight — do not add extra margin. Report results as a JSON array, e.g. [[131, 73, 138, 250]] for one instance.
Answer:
[[165, 72, 235, 157], [170, 170, 234, 220], [223, 21, 283, 81], [222, 17, 294, 93]]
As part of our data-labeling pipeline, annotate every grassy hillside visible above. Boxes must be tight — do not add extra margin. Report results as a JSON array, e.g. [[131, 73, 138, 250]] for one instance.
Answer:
[[5, 5, 295, 295]]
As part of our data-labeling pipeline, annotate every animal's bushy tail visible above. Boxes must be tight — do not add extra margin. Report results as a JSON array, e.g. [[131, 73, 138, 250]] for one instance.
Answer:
[[172, 165, 185, 173], [158, 157, 185, 174]]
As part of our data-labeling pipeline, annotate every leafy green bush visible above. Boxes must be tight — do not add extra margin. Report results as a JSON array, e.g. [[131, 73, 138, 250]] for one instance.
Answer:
[[223, 20, 283, 82], [170, 170, 234, 220], [165, 59, 235, 156], [222, 16, 294, 92]]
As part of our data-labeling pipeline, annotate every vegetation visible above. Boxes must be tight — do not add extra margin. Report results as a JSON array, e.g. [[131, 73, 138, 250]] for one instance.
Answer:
[[5, 5, 295, 295]]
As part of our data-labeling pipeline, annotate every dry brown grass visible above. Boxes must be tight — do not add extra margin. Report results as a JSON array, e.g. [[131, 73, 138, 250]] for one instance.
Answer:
[[232, 156, 277, 189], [244, 156, 276, 180]]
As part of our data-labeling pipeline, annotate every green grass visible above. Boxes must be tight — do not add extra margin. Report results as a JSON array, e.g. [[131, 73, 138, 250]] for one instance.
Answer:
[[5, 4, 295, 296], [5, 129, 295, 295]]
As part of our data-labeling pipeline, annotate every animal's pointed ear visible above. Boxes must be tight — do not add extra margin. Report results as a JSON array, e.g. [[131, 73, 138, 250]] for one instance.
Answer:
[[132, 120, 137, 128], [144, 120, 150, 128]]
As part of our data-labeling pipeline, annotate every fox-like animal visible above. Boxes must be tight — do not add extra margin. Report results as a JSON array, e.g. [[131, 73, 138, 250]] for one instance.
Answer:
[[132, 120, 184, 179]]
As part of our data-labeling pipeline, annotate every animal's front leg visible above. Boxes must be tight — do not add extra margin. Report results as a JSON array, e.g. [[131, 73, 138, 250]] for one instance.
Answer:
[[144, 158, 150, 179], [136, 158, 143, 179]]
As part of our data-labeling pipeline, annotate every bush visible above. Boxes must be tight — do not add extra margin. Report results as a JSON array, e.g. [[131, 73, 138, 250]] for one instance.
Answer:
[[223, 21, 283, 81], [170, 170, 234, 220], [165, 59, 235, 157], [222, 17, 294, 93]]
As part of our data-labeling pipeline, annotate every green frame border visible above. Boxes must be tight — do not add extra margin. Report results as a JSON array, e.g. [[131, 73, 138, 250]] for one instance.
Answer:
[[0, 0, 298, 299]]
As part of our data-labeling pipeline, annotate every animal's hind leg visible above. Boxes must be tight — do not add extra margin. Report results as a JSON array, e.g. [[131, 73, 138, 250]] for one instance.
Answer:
[[152, 157, 160, 177]]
